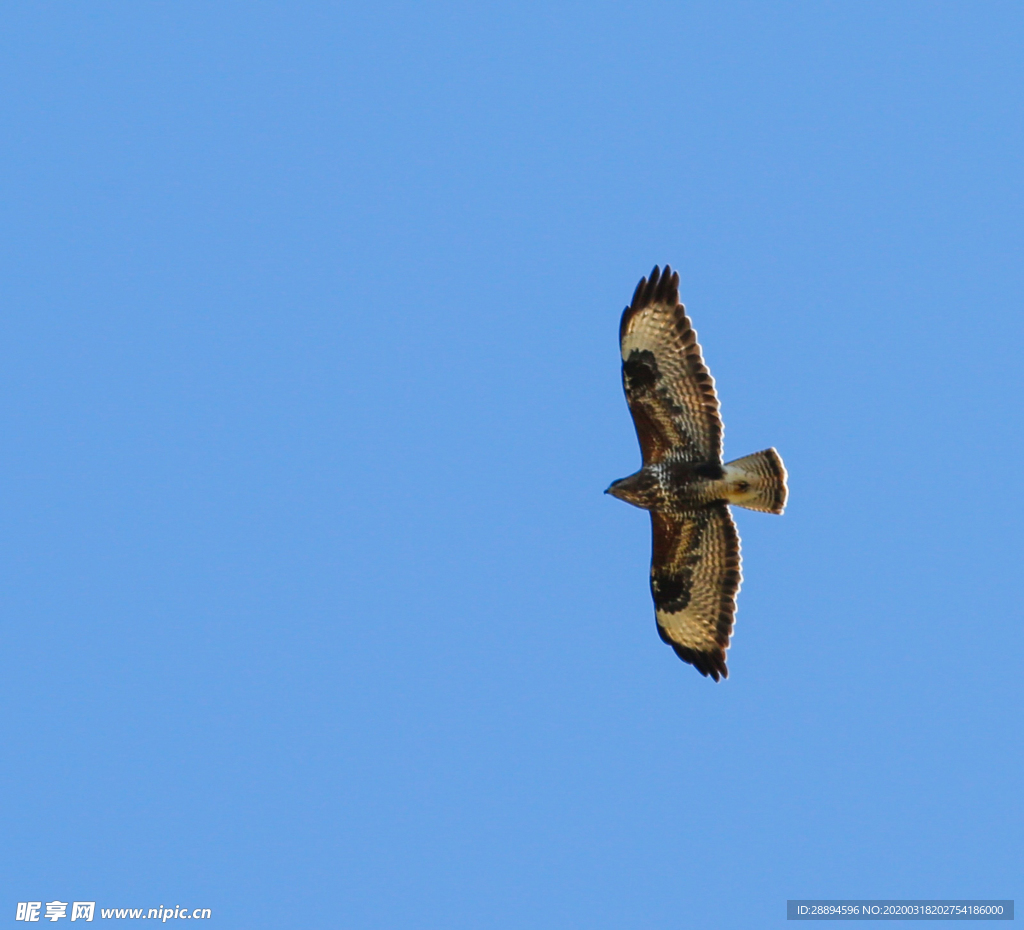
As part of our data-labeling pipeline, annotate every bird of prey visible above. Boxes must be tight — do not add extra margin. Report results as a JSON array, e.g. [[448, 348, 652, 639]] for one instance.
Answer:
[[606, 266, 787, 680]]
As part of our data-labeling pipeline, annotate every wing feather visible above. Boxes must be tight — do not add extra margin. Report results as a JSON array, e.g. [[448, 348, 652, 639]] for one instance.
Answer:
[[650, 504, 741, 681], [619, 265, 723, 464]]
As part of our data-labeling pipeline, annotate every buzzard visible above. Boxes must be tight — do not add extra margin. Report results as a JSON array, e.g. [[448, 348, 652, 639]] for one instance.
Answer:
[[607, 266, 787, 680]]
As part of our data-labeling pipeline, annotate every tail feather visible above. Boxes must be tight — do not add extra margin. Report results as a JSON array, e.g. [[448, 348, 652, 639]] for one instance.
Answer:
[[722, 448, 788, 514]]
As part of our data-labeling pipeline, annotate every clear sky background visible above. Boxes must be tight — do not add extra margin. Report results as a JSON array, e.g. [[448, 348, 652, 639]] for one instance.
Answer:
[[2, 3, 1022, 928]]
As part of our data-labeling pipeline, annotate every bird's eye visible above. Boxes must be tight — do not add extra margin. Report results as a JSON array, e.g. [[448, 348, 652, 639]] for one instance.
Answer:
[[736, 481, 750, 492]]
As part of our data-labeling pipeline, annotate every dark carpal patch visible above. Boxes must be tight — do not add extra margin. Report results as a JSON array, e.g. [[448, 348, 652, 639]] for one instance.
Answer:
[[622, 349, 660, 392], [650, 570, 691, 611]]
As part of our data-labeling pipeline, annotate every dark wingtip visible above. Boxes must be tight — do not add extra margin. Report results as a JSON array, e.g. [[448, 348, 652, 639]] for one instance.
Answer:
[[654, 264, 679, 308], [621, 264, 682, 343], [670, 643, 728, 682], [629, 264, 679, 311], [631, 266, 660, 310]]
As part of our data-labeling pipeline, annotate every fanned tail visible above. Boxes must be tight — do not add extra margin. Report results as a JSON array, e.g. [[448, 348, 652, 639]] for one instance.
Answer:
[[722, 448, 788, 514]]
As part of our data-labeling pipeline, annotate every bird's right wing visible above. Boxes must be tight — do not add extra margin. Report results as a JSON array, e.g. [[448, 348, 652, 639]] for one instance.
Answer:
[[650, 504, 741, 681]]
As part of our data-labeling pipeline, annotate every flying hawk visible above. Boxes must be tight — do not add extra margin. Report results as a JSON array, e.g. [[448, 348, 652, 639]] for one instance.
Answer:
[[607, 266, 787, 680]]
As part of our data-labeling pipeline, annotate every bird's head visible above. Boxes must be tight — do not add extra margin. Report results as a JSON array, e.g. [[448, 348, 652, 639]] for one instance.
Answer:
[[605, 469, 658, 509]]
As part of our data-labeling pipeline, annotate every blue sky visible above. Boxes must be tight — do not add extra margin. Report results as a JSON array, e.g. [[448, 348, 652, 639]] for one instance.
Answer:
[[2, 3, 1021, 927]]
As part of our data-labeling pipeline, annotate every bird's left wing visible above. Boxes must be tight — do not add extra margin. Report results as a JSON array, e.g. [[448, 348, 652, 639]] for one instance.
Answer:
[[650, 504, 741, 681], [619, 265, 723, 465]]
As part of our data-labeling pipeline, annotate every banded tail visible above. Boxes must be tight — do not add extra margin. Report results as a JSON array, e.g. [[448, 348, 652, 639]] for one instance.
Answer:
[[722, 448, 788, 514]]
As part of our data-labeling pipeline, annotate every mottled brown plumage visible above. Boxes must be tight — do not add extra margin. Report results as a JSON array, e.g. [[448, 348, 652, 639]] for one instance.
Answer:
[[607, 265, 787, 680]]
